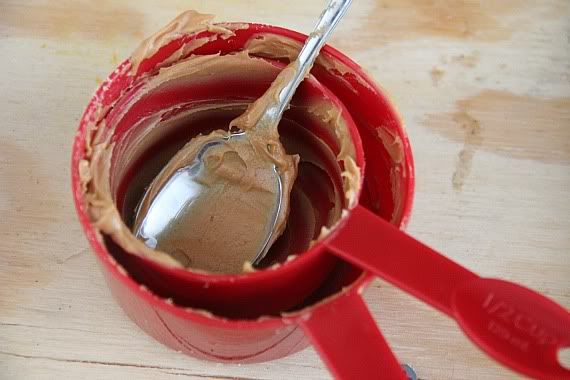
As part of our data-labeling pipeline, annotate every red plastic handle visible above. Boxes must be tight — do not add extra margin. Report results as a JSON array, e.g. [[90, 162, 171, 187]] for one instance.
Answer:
[[326, 205, 570, 379], [299, 292, 407, 380]]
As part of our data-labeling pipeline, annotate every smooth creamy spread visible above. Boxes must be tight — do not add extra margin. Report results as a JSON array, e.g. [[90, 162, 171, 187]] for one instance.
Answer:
[[245, 33, 374, 94], [80, 11, 362, 273], [132, 128, 298, 273], [307, 101, 360, 209]]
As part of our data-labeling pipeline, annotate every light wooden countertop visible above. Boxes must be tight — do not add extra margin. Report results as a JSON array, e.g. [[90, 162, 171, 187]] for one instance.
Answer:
[[1, 1, 569, 379]]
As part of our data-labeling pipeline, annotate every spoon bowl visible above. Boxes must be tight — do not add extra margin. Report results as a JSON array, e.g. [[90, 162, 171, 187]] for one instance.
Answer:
[[133, 131, 283, 269]]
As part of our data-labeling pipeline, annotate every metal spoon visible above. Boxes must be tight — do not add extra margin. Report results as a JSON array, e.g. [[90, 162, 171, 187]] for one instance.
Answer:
[[133, 0, 352, 267]]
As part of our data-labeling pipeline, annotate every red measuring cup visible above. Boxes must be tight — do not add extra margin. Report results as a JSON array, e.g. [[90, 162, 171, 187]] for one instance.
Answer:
[[73, 22, 413, 378]]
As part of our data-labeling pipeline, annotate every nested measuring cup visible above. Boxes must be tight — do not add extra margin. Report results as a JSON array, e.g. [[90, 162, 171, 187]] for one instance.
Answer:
[[73, 21, 569, 379], [73, 22, 412, 377]]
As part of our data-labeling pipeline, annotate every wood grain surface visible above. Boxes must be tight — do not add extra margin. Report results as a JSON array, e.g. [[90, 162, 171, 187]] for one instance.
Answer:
[[1, 1, 569, 379]]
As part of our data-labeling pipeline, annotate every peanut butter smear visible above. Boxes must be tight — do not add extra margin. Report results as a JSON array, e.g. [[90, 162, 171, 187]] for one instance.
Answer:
[[79, 11, 362, 274], [133, 127, 299, 274]]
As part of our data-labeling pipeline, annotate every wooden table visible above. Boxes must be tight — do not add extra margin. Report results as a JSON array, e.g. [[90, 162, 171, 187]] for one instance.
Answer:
[[1, 1, 569, 379]]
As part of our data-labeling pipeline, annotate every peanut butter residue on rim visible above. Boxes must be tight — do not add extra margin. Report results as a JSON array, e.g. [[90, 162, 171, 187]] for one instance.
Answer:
[[79, 10, 362, 274], [129, 10, 247, 75]]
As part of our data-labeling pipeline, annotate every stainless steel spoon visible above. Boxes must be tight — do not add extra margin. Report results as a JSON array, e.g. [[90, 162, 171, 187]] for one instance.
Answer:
[[133, 0, 352, 267]]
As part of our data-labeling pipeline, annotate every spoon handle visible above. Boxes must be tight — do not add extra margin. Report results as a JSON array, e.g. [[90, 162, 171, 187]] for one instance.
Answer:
[[326, 205, 570, 379], [255, 0, 352, 128]]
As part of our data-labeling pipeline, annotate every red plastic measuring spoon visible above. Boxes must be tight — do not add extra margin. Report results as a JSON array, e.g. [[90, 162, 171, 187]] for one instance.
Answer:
[[323, 205, 570, 379]]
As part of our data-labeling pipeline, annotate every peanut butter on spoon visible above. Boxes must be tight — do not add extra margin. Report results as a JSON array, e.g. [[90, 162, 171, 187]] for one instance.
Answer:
[[132, 0, 352, 274]]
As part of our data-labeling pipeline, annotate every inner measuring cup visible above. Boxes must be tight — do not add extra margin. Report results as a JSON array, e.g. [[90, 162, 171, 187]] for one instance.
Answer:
[[105, 59, 361, 317]]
